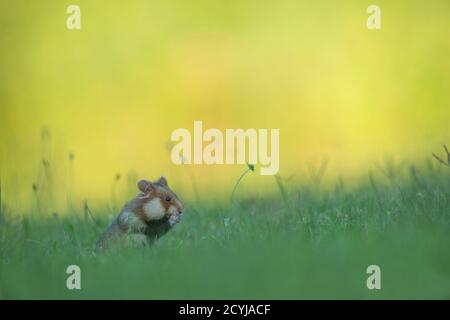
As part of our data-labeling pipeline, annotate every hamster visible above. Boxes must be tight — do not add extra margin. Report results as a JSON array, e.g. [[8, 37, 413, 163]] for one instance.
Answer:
[[95, 176, 184, 251]]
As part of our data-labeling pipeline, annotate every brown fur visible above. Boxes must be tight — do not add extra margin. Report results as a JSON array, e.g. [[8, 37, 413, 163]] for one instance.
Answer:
[[95, 176, 184, 252]]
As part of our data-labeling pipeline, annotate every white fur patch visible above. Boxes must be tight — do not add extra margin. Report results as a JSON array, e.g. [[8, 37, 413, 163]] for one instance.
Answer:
[[143, 198, 166, 220], [121, 210, 146, 232]]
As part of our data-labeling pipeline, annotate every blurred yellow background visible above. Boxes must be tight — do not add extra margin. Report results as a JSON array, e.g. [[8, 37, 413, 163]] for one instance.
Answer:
[[0, 0, 449, 211]]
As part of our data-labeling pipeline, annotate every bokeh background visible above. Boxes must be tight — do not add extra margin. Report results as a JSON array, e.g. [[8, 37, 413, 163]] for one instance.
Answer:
[[1, 0, 449, 212]]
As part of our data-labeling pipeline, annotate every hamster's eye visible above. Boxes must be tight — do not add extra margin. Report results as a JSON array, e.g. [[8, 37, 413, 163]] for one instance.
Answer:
[[165, 195, 172, 202]]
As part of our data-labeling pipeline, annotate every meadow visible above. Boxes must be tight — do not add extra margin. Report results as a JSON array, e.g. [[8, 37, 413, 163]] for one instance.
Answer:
[[1, 1, 450, 300], [1, 159, 449, 299]]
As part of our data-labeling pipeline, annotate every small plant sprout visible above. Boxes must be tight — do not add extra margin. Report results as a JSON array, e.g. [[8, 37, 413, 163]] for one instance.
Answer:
[[307, 157, 328, 185], [68, 152, 76, 209], [230, 163, 255, 202], [374, 156, 406, 184], [84, 199, 98, 226], [166, 139, 201, 204], [32, 183, 42, 213], [274, 174, 292, 214], [432, 145, 450, 168], [110, 173, 122, 212]]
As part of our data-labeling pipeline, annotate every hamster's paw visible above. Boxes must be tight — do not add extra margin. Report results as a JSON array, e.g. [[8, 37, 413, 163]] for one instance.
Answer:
[[169, 213, 181, 227]]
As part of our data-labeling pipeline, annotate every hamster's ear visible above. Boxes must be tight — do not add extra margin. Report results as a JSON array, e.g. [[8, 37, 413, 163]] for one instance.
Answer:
[[137, 179, 154, 194], [157, 176, 168, 187]]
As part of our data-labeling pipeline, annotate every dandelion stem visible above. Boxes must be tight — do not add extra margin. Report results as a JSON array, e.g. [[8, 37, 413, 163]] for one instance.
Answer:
[[230, 164, 254, 202], [274, 174, 292, 214]]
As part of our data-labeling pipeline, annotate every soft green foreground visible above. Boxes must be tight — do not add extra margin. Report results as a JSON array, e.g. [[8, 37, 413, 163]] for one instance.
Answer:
[[1, 168, 450, 299]]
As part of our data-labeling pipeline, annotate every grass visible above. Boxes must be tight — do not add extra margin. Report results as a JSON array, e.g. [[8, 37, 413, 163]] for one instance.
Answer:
[[0, 164, 450, 299]]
